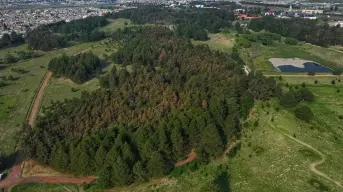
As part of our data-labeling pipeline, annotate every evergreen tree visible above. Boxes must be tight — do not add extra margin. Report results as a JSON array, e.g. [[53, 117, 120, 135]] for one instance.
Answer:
[[200, 124, 224, 157], [94, 145, 107, 172], [111, 157, 133, 186], [132, 161, 148, 182], [98, 167, 113, 189]]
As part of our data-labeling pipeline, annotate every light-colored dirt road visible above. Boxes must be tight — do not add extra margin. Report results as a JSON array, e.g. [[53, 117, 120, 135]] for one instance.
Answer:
[[27, 71, 52, 126]]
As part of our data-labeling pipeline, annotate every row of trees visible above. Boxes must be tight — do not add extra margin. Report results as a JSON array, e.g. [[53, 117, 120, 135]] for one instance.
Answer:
[[27, 16, 108, 51], [23, 26, 280, 188], [48, 52, 101, 84], [0, 51, 40, 64], [249, 16, 343, 47], [0, 31, 25, 50]]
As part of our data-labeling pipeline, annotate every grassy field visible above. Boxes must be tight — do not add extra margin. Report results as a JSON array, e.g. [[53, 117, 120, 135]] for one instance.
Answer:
[[192, 32, 235, 53], [11, 183, 80, 192], [0, 42, 103, 154]]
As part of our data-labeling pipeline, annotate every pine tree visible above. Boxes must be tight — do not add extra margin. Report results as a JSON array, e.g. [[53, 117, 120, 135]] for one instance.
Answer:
[[98, 167, 113, 189], [201, 124, 224, 157], [171, 126, 185, 158], [51, 144, 69, 172], [105, 146, 120, 167], [111, 157, 133, 186], [94, 145, 107, 173], [132, 161, 148, 182]]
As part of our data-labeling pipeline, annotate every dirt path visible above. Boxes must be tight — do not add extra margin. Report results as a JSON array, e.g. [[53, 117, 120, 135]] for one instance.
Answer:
[[269, 123, 343, 189], [175, 149, 197, 167], [27, 71, 52, 126]]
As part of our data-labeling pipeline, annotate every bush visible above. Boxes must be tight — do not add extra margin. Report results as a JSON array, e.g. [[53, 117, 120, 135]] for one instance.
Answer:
[[339, 115, 343, 120], [308, 71, 315, 76], [331, 80, 336, 85], [284, 37, 298, 45], [332, 70, 342, 76], [314, 80, 318, 84], [301, 82, 306, 88], [300, 88, 315, 102], [295, 106, 314, 122], [280, 91, 297, 107]]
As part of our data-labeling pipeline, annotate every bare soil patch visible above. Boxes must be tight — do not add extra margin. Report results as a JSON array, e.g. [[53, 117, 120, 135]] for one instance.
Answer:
[[175, 149, 197, 167]]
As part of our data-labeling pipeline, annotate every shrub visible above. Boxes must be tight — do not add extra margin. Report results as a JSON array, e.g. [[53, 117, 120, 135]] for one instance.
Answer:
[[314, 80, 318, 84], [284, 37, 298, 45], [331, 80, 336, 85], [295, 106, 314, 122], [280, 91, 297, 107], [337, 90, 340, 93], [301, 82, 306, 88], [300, 88, 315, 102], [332, 70, 342, 76], [308, 71, 315, 76], [339, 115, 343, 120]]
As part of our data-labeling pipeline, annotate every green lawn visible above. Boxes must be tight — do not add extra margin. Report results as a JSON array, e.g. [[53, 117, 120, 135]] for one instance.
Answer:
[[103, 18, 132, 33], [192, 32, 235, 53], [11, 183, 80, 192]]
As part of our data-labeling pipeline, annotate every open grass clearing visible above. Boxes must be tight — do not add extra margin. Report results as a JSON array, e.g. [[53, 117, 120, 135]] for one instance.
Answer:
[[192, 32, 235, 53]]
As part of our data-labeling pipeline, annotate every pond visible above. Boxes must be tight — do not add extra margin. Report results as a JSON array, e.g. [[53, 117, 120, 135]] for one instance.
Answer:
[[277, 62, 332, 73]]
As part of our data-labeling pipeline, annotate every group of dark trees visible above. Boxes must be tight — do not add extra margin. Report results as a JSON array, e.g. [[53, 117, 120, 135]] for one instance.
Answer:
[[280, 87, 314, 108], [48, 52, 101, 84], [249, 16, 343, 46], [280, 87, 315, 122], [0, 51, 40, 64], [0, 31, 25, 50], [109, 6, 235, 40], [27, 16, 108, 51], [23, 26, 280, 189]]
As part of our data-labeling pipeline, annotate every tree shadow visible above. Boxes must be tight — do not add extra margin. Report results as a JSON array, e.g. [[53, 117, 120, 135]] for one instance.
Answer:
[[1, 151, 20, 172], [214, 170, 231, 192]]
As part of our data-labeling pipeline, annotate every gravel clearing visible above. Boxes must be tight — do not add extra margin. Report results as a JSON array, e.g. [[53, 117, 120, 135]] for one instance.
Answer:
[[268, 58, 316, 70]]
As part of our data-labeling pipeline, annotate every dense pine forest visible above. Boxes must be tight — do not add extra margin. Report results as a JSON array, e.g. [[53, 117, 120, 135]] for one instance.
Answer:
[[0, 31, 25, 50], [27, 16, 108, 51], [48, 52, 101, 84], [110, 6, 235, 40], [249, 16, 343, 46], [23, 26, 279, 188]]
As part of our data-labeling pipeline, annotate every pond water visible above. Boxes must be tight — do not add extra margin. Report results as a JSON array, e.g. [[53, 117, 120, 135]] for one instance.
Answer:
[[278, 62, 332, 72]]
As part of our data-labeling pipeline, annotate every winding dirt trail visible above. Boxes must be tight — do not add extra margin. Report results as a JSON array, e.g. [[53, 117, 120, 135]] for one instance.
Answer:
[[27, 71, 52, 126], [269, 123, 343, 189]]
